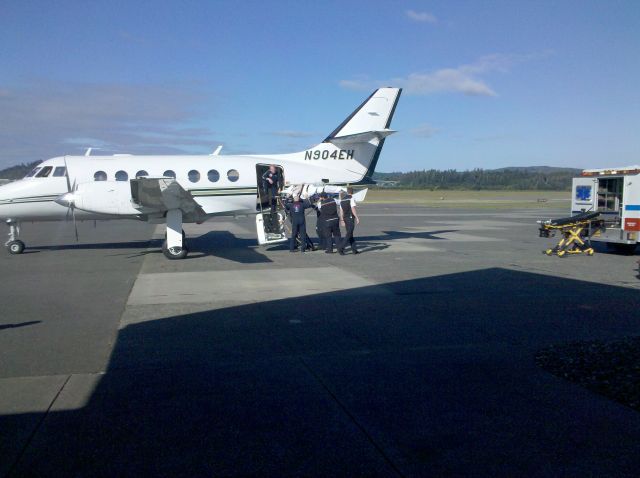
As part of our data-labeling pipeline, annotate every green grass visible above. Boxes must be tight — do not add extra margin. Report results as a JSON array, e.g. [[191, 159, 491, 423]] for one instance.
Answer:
[[365, 189, 571, 209]]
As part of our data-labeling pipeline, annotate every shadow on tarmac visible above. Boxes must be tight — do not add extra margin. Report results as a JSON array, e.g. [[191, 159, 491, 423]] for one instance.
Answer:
[[0, 321, 41, 331], [3, 268, 640, 476], [359, 229, 460, 242], [185, 231, 273, 263], [28, 240, 159, 251], [25, 228, 461, 261]]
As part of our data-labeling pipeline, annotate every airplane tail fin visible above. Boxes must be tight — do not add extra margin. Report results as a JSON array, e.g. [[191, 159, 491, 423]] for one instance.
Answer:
[[310, 87, 401, 184], [324, 87, 402, 142]]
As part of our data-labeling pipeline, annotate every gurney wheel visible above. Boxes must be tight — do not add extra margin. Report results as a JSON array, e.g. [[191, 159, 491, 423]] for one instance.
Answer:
[[557, 251, 566, 258], [543, 249, 553, 256], [586, 249, 594, 256]]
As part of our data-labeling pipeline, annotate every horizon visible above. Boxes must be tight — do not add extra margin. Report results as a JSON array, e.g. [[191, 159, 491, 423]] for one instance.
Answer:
[[1, 1, 638, 171]]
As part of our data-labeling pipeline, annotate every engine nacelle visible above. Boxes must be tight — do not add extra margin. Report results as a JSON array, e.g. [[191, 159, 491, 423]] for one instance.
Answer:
[[56, 181, 140, 216]]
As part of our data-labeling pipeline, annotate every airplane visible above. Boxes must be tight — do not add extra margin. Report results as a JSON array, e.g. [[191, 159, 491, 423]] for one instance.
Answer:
[[0, 87, 402, 259]]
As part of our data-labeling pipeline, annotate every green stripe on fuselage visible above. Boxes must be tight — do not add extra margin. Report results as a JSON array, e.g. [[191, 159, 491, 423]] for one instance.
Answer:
[[190, 188, 257, 197]]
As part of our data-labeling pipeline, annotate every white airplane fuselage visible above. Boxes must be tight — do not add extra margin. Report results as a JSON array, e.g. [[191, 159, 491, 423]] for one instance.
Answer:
[[0, 149, 373, 222], [0, 87, 402, 258]]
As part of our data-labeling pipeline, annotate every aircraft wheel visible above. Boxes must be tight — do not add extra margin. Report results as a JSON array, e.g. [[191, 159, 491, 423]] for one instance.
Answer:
[[7, 240, 25, 255], [162, 240, 188, 260]]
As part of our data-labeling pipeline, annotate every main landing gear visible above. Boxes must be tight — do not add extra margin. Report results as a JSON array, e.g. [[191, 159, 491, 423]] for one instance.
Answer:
[[162, 209, 188, 260], [5, 220, 25, 255]]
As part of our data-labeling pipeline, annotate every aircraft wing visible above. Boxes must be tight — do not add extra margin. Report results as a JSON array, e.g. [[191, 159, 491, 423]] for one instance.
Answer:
[[130, 178, 206, 220]]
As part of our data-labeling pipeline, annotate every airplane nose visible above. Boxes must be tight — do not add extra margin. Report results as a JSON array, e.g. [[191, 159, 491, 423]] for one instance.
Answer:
[[0, 183, 14, 202]]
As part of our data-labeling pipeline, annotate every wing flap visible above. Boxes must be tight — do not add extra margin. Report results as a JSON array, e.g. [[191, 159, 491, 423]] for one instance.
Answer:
[[130, 178, 205, 219]]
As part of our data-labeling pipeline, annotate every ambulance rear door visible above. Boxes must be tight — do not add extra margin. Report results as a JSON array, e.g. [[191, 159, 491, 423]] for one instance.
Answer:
[[571, 176, 597, 214], [623, 175, 640, 236]]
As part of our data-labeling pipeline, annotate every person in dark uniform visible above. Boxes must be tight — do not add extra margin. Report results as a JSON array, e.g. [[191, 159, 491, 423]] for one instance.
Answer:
[[262, 165, 281, 213], [262, 165, 281, 232], [319, 192, 341, 253], [338, 187, 360, 255], [285, 194, 312, 253]]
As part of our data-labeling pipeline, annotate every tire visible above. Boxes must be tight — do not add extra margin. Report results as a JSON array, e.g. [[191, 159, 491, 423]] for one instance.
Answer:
[[162, 240, 188, 260], [609, 243, 638, 255], [7, 240, 25, 255]]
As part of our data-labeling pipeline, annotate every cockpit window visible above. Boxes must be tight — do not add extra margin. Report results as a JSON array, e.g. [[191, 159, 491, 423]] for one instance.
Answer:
[[53, 166, 67, 177], [36, 166, 53, 178], [94, 171, 107, 181], [26, 167, 42, 178]]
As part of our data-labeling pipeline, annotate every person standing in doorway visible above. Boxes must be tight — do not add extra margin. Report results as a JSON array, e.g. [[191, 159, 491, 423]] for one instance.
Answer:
[[262, 165, 281, 213]]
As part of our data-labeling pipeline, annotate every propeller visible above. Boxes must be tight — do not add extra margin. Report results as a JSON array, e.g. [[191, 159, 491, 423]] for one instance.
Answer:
[[57, 157, 79, 241], [67, 181, 79, 242]]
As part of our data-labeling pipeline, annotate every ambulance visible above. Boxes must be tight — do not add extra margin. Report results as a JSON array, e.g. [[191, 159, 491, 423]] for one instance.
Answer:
[[571, 165, 640, 253]]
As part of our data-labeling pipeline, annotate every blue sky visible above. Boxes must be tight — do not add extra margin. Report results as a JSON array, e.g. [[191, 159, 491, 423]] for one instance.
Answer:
[[1, 0, 638, 171]]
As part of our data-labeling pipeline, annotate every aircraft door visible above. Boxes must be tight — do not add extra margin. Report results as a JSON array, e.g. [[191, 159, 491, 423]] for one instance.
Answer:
[[255, 164, 288, 245], [571, 177, 597, 214]]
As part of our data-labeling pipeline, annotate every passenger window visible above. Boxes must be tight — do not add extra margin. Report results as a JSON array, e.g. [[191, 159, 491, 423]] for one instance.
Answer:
[[115, 170, 129, 181], [207, 169, 220, 182], [227, 169, 239, 182], [26, 167, 42, 178], [53, 166, 67, 177], [188, 170, 200, 183], [36, 166, 53, 178], [163, 170, 176, 179], [135, 170, 149, 178], [94, 171, 107, 181]]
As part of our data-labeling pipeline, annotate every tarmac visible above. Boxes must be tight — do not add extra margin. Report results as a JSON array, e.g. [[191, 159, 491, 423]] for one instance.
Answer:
[[1, 203, 640, 477]]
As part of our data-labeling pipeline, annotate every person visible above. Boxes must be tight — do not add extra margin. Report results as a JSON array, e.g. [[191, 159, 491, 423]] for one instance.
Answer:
[[338, 187, 360, 255], [318, 192, 341, 253], [311, 194, 326, 250], [285, 194, 312, 253], [262, 165, 281, 213]]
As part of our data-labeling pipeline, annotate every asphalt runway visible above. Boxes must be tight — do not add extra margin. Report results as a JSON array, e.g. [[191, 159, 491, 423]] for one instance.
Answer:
[[1, 204, 640, 476]]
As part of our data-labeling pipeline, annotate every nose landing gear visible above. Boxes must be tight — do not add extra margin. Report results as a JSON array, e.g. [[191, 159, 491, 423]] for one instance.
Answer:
[[5, 220, 25, 254]]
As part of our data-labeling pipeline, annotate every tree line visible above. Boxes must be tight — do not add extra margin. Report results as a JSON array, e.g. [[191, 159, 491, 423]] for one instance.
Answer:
[[372, 167, 580, 190], [0, 161, 41, 180]]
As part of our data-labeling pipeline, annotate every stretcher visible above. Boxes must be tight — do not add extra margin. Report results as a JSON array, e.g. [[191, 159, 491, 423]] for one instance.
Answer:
[[538, 211, 604, 257]]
